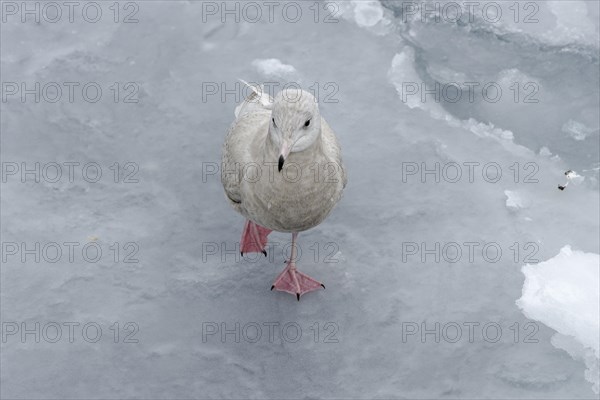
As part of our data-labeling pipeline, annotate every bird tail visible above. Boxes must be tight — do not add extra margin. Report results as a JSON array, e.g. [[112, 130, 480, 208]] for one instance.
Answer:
[[234, 79, 273, 118]]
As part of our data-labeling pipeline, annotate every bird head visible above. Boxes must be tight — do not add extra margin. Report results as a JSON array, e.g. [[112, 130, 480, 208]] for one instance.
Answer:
[[269, 88, 321, 172]]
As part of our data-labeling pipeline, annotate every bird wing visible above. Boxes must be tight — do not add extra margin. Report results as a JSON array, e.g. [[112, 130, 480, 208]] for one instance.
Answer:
[[222, 80, 273, 206], [321, 118, 348, 190], [221, 111, 270, 206]]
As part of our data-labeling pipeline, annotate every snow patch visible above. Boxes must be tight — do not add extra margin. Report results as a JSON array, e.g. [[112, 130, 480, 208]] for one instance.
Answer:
[[335, 0, 392, 35], [517, 245, 600, 393], [251, 58, 297, 78], [353, 1, 384, 27], [504, 190, 529, 210], [562, 119, 596, 141], [545, 1, 600, 48]]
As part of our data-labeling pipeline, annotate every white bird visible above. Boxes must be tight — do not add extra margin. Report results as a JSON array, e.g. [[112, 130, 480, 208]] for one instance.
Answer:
[[221, 81, 347, 300]]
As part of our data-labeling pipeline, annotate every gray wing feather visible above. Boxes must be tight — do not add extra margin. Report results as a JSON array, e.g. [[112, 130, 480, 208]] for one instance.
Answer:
[[321, 118, 348, 190], [221, 111, 270, 208]]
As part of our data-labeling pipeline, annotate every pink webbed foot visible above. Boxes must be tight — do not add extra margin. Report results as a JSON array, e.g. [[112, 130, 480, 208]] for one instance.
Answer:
[[271, 263, 325, 301], [240, 220, 272, 257]]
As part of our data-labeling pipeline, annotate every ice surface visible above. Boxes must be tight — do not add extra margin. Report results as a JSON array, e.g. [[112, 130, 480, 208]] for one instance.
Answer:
[[517, 246, 600, 393], [1, 1, 599, 399]]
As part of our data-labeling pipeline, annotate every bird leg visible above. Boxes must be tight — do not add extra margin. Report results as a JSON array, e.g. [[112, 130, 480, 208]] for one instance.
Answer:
[[240, 220, 272, 256], [271, 233, 325, 301]]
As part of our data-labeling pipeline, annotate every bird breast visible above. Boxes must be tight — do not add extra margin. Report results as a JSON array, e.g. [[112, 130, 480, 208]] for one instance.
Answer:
[[240, 150, 344, 232]]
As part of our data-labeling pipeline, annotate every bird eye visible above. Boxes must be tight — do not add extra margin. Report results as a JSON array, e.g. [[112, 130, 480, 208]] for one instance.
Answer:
[[304, 119, 311, 127], [272, 118, 276, 127]]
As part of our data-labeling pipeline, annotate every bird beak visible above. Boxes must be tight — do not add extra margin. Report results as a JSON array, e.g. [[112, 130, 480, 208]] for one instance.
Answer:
[[278, 140, 291, 172]]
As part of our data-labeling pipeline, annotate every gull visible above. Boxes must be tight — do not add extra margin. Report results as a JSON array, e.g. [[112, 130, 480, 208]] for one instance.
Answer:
[[221, 81, 347, 300]]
